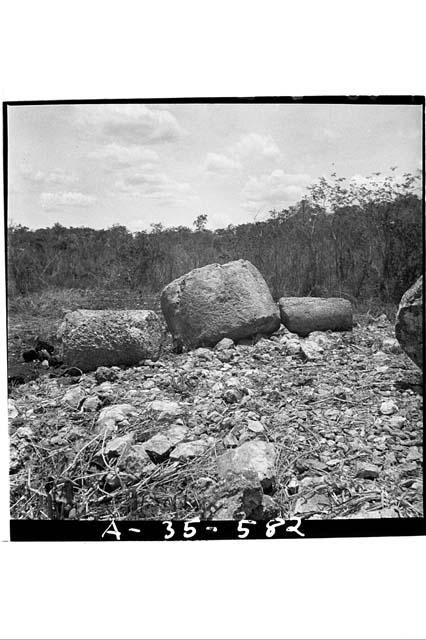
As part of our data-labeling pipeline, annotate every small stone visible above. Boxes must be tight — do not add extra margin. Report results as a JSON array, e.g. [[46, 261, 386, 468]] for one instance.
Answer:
[[389, 415, 406, 429], [95, 366, 119, 384], [284, 338, 301, 356], [144, 433, 175, 462], [223, 431, 239, 448], [96, 403, 137, 433], [380, 400, 398, 416], [169, 440, 209, 461], [215, 338, 235, 351], [118, 444, 156, 476], [406, 447, 422, 462], [217, 440, 276, 491], [149, 400, 183, 421], [308, 331, 330, 348], [223, 388, 243, 403], [40, 359, 49, 368], [8, 399, 19, 420], [382, 337, 402, 354], [14, 426, 34, 439], [246, 420, 265, 434], [63, 386, 86, 409], [194, 347, 214, 360], [356, 462, 380, 479], [142, 379, 156, 390], [82, 395, 102, 412], [294, 494, 331, 515], [300, 339, 323, 361], [165, 424, 189, 445], [95, 433, 135, 465]]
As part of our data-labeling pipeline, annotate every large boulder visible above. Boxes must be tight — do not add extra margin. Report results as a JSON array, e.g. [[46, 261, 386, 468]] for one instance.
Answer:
[[279, 296, 353, 336], [161, 259, 280, 348], [57, 309, 163, 372], [395, 276, 423, 369]]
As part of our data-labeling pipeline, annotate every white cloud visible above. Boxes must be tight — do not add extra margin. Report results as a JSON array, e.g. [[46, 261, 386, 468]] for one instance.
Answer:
[[114, 169, 194, 205], [77, 104, 184, 145], [21, 166, 78, 187], [232, 133, 282, 162], [242, 169, 311, 212], [204, 152, 241, 174], [88, 143, 159, 168], [203, 132, 282, 176], [40, 191, 97, 210]]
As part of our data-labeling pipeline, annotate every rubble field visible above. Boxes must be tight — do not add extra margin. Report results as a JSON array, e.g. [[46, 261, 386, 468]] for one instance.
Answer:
[[8, 314, 423, 521]]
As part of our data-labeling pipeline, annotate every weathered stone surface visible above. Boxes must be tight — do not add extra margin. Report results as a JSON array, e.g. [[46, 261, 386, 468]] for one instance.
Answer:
[[395, 276, 423, 369], [118, 444, 156, 476], [279, 297, 353, 336], [161, 259, 280, 348], [8, 399, 19, 420], [63, 386, 86, 409], [204, 470, 280, 520], [149, 400, 184, 421], [355, 462, 380, 479], [300, 338, 324, 361], [96, 403, 138, 433], [144, 424, 189, 463], [95, 366, 120, 384], [94, 433, 135, 465], [217, 440, 276, 491], [57, 309, 163, 372], [215, 337, 235, 351], [82, 395, 102, 412], [169, 440, 210, 460]]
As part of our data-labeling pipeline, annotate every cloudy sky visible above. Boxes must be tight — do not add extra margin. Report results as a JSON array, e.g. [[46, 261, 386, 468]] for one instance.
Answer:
[[7, 102, 422, 231]]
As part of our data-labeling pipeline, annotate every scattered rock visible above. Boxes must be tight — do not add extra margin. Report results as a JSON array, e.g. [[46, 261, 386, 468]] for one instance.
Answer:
[[406, 447, 422, 462], [149, 399, 184, 421], [95, 366, 120, 384], [395, 276, 423, 369], [57, 309, 164, 372], [161, 259, 280, 348], [118, 444, 156, 477], [217, 440, 276, 491], [279, 297, 353, 336], [94, 433, 135, 465], [215, 337, 235, 351], [96, 403, 138, 434], [82, 395, 102, 412], [356, 462, 380, 479], [63, 386, 86, 409], [300, 339, 324, 361], [294, 494, 331, 515], [382, 337, 402, 354], [169, 440, 210, 461], [144, 434, 175, 462], [380, 400, 398, 416], [283, 337, 302, 356], [8, 399, 19, 420], [14, 426, 34, 440], [207, 470, 279, 520], [389, 415, 406, 429], [193, 347, 214, 360], [246, 420, 265, 434], [308, 331, 331, 348]]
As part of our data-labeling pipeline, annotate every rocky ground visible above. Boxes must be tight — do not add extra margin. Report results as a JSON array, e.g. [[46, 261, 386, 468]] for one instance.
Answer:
[[8, 313, 423, 521]]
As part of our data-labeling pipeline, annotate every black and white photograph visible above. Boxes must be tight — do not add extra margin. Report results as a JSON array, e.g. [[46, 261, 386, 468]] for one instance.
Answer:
[[4, 98, 424, 540], [1, 2, 426, 639]]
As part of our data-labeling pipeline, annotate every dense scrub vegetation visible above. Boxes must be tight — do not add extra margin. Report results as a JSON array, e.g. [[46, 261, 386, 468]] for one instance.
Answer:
[[7, 171, 423, 305]]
